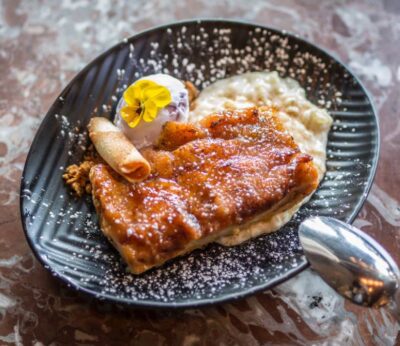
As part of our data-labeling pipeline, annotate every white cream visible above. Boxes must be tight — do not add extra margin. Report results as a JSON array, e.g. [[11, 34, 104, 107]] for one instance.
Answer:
[[189, 71, 333, 246], [115, 74, 189, 148]]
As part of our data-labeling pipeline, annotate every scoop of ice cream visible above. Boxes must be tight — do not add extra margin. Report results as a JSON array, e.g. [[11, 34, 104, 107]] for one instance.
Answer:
[[115, 74, 189, 148]]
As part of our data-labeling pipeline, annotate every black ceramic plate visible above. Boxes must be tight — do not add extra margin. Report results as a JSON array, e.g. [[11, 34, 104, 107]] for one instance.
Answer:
[[20, 19, 379, 308]]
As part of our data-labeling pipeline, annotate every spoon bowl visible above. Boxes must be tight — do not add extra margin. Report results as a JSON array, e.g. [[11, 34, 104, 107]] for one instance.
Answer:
[[299, 216, 399, 308]]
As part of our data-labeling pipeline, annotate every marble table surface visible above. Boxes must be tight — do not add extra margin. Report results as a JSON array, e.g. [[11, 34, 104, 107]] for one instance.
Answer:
[[1, 0, 399, 344]]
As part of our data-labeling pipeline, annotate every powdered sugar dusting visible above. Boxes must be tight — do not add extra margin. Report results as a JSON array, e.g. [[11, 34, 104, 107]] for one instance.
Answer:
[[20, 21, 377, 305]]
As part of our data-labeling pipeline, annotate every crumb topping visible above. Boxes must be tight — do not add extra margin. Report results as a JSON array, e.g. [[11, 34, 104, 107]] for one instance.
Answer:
[[63, 146, 99, 196], [184, 80, 199, 108]]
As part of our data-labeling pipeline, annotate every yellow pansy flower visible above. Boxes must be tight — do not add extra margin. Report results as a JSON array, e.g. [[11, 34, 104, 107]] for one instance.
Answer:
[[121, 79, 172, 128]]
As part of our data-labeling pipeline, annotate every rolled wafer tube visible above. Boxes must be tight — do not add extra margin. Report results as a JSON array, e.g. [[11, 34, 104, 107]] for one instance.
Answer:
[[88, 117, 151, 183]]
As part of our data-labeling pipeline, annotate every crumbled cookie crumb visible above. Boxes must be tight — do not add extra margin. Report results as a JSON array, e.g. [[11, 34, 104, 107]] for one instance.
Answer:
[[184, 81, 199, 109], [63, 146, 99, 196]]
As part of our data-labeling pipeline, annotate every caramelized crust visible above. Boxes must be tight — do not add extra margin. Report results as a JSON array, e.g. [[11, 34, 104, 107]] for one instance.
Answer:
[[90, 107, 319, 273]]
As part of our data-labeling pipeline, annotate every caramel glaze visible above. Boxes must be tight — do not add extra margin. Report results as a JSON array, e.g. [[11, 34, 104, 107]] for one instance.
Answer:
[[90, 107, 319, 273]]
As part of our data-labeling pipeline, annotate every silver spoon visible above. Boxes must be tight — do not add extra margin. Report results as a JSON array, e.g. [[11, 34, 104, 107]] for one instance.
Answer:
[[299, 216, 400, 321]]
